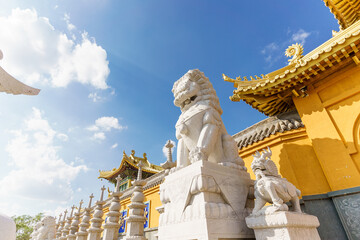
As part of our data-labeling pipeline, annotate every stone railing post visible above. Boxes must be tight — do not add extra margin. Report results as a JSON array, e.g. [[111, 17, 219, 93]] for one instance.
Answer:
[[75, 194, 94, 240], [102, 174, 123, 240], [68, 200, 83, 240], [60, 206, 75, 240], [55, 213, 62, 235], [56, 210, 67, 239], [87, 186, 106, 240], [125, 162, 147, 240]]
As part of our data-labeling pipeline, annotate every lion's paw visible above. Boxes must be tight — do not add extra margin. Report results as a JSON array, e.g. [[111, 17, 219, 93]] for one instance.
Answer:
[[189, 147, 208, 163]]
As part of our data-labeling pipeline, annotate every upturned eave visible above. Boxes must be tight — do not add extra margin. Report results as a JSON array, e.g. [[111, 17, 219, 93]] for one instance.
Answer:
[[225, 19, 360, 116]]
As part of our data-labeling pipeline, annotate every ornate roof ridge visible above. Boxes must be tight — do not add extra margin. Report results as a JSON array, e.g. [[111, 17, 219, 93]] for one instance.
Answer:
[[98, 150, 163, 180], [225, 19, 360, 116], [232, 111, 304, 149], [225, 20, 360, 93]]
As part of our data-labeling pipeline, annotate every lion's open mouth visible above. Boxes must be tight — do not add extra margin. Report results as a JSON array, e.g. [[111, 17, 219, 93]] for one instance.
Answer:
[[181, 95, 197, 109]]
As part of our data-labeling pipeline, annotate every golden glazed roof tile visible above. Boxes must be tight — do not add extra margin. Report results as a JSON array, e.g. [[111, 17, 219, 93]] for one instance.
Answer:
[[225, 20, 360, 116], [324, 0, 360, 29], [98, 150, 163, 180]]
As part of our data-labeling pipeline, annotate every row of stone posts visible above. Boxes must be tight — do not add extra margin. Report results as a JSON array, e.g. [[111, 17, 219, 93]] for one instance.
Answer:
[[52, 162, 147, 240]]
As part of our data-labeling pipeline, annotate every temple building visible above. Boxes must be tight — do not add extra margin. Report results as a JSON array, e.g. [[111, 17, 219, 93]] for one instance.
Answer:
[[99, 150, 164, 239], [99, 150, 163, 191], [223, 1, 360, 239]]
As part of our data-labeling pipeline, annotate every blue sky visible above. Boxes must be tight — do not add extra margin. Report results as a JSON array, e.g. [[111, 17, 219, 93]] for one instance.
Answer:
[[0, 0, 338, 217]]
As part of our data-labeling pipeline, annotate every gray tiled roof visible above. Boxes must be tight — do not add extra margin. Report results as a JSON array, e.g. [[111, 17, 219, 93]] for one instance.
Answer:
[[233, 110, 304, 149]]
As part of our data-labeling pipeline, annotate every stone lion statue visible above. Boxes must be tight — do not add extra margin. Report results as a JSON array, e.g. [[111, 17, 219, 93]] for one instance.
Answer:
[[172, 69, 245, 169], [30, 216, 56, 240], [251, 147, 301, 215], [0, 213, 16, 240]]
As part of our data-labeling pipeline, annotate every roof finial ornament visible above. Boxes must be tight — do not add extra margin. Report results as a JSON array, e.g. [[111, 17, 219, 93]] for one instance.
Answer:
[[285, 43, 304, 65]]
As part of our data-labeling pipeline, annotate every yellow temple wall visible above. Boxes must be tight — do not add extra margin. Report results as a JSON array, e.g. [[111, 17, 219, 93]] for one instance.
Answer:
[[143, 185, 161, 229], [103, 184, 161, 230], [293, 62, 360, 191], [239, 128, 331, 196]]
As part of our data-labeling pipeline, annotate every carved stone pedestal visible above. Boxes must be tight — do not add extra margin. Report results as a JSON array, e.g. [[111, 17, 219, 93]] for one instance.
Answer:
[[245, 211, 320, 240], [158, 160, 254, 240], [125, 179, 147, 240], [87, 200, 105, 240], [75, 207, 91, 240], [103, 191, 122, 240]]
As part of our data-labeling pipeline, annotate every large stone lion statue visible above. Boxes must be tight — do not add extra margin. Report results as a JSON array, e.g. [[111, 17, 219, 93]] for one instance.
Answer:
[[30, 216, 56, 240], [172, 69, 245, 169], [251, 147, 301, 215]]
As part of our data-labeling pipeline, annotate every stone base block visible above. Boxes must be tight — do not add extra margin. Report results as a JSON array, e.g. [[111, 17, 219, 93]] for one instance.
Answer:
[[158, 160, 254, 240], [245, 211, 320, 240], [125, 237, 147, 240]]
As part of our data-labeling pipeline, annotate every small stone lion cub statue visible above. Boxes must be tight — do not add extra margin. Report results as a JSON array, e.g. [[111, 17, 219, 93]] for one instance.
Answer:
[[30, 216, 56, 240], [251, 147, 301, 216]]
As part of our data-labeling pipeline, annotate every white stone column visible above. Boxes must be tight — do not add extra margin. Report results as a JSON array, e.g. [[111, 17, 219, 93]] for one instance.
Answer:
[[102, 175, 123, 240], [68, 200, 83, 240], [87, 186, 106, 240], [61, 206, 75, 240], [56, 210, 67, 239], [125, 162, 147, 240], [76, 194, 94, 240]]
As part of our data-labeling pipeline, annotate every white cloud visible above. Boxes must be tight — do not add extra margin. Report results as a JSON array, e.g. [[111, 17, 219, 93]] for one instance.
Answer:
[[86, 125, 99, 131], [88, 92, 102, 102], [92, 132, 105, 140], [87, 117, 126, 141], [74, 157, 85, 164], [64, 13, 76, 32], [0, 108, 88, 203], [291, 29, 311, 45], [260, 29, 311, 67], [111, 143, 118, 149], [261, 42, 281, 66], [0, 8, 109, 89], [94, 117, 125, 131], [57, 133, 69, 141], [261, 42, 279, 55]]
